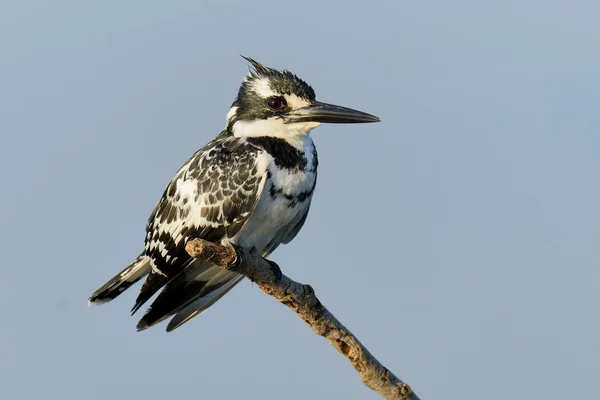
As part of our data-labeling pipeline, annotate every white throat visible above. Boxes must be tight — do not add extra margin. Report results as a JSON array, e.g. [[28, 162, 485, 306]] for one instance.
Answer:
[[231, 118, 320, 139]]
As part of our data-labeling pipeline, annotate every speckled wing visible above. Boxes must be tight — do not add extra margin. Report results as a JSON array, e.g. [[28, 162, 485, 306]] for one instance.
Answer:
[[131, 136, 266, 314]]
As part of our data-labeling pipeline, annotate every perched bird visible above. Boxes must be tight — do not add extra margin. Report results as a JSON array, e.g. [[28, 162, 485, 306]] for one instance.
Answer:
[[89, 57, 380, 332]]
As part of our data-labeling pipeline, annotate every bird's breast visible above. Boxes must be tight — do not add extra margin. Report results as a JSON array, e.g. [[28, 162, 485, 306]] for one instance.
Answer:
[[231, 136, 318, 254], [262, 135, 318, 210]]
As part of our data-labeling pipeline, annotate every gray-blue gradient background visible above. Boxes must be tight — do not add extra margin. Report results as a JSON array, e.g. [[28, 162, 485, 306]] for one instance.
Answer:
[[2, 1, 599, 399]]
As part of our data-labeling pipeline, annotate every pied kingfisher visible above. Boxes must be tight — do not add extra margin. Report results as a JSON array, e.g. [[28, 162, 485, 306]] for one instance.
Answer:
[[89, 57, 380, 332]]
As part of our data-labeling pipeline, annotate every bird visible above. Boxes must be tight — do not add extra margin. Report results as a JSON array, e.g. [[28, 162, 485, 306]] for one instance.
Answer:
[[89, 56, 380, 332]]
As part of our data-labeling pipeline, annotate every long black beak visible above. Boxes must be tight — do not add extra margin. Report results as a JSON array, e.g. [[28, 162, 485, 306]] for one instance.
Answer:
[[284, 101, 380, 124]]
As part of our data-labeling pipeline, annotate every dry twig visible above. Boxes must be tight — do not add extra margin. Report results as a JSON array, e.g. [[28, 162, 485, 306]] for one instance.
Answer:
[[185, 238, 420, 400]]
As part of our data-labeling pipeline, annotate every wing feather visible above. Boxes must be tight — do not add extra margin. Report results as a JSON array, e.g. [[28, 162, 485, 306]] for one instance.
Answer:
[[132, 136, 266, 314]]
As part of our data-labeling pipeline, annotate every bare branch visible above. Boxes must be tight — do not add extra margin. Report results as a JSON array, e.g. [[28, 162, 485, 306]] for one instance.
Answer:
[[185, 239, 420, 400]]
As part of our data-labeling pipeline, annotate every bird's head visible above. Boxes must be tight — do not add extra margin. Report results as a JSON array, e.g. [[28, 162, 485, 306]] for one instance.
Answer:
[[226, 56, 380, 138]]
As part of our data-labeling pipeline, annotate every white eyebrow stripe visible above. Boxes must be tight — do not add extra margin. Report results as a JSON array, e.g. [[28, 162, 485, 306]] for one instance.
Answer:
[[250, 77, 276, 97]]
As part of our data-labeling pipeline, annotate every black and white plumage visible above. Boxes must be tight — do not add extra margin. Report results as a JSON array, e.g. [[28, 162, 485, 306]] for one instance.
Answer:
[[89, 57, 379, 332]]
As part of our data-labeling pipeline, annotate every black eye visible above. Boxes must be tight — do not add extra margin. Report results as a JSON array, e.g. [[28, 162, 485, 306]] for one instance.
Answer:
[[267, 96, 286, 110]]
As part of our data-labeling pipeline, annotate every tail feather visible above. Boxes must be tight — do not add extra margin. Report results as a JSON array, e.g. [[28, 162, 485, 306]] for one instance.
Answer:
[[130, 272, 171, 315], [89, 255, 151, 305], [166, 275, 244, 332], [136, 260, 242, 331]]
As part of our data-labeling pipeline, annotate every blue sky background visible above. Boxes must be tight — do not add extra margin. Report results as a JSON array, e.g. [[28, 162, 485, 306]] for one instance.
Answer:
[[2, 1, 599, 399]]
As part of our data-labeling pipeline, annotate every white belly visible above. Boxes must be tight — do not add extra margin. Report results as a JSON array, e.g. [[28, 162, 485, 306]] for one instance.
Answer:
[[229, 144, 317, 255], [232, 175, 314, 255]]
